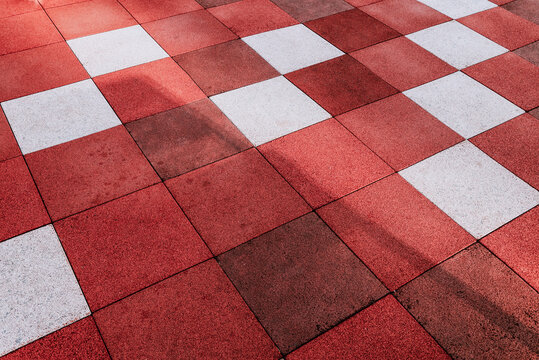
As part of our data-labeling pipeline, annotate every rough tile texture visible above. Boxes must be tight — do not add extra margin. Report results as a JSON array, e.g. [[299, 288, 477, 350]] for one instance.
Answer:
[[502, 0, 539, 24], [271, 0, 352, 22], [416, 0, 496, 18], [514, 41, 539, 66], [118, 0, 203, 23], [0, 109, 21, 162]]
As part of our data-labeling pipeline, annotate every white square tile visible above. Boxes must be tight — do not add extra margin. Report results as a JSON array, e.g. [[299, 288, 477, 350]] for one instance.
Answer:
[[403, 72, 523, 138], [67, 25, 168, 77], [0, 225, 90, 356], [211, 76, 330, 146], [242, 24, 344, 74], [1, 79, 121, 154], [417, 0, 496, 18], [406, 21, 507, 69], [400, 141, 539, 239]]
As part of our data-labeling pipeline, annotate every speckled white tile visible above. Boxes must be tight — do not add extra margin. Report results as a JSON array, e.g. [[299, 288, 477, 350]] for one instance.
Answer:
[[406, 21, 507, 69], [416, 0, 496, 18], [211, 76, 330, 145], [243, 24, 344, 74], [67, 25, 168, 77], [400, 141, 539, 239], [1, 79, 121, 154], [403, 72, 523, 138], [0, 225, 90, 356]]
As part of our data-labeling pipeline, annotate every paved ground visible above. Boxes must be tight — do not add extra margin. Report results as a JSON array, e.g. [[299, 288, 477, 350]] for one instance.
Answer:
[[0, 0, 538, 358]]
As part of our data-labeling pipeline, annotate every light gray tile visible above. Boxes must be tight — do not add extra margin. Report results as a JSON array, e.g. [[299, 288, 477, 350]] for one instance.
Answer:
[[417, 0, 496, 18]]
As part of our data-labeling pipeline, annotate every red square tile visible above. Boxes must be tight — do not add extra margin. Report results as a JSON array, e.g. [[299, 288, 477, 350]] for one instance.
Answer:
[[0, 156, 49, 242], [470, 114, 538, 189], [514, 41, 539, 66], [143, 10, 237, 56], [344, 0, 381, 6], [337, 94, 463, 170], [351, 36, 456, 91], [0, 42, 89, 102], [482, 208, 538, 290], [0, 0, 41, 19], [46, 0, 136, 40], [305, 9, 400, 53], [195, 0, 241, 8], [286, 55, 398, 116], [259, 119, 393, 208], [502, 0, 539, 26], [166, 148, 310, 254], [270, 0, 353, 23], [491, 0, 514, 4], [458, 7, 539, 50], [2, 317, 109, 360], [318, 174, 474, 290], [208, 0, 298, 37], [94, 260, 281, 359], [0, 109, 21, 162], [174, 40, 278, 96], [0, 11, 62, 56], [55, 184, 211, 310], [530, 107, 539, 120], [94, 58, 205, 124], [118, 0, 202, 23], [288, 296, 450, 359], [463, 53, 539, 110], [26, 126, 159, 221], [126, 98, 251, 179], [40, 0, 88, 8], [362, 0, 450, 35], [396, 244, 539, 360], [218, 213, 387, 353]]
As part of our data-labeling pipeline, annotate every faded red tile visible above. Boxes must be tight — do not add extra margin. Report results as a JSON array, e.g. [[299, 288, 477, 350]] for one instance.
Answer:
[[305, 9, 400, 52], [2, 317, 109, 360], [0, 156, 49, 242], [351, 36, 456, 91], [208, 0, 298, 37], [463, 53, 539, 110], [94, 260, 281, 359], [94, 58, 205, 123], [118, 0, 202, 23], [166, 148, 310, 254], [259, 119, 393, 208], [126, 98, 251, 179], [459, 7, 539, 50], [143, 10, 237, 56], [337, 94, 463, 170], [0, 109, 21, 162], [286, 55, 398, 116], [0, 0, 41, 19], [0, 42, 89, 102], [218, 213, 387, 354], [514, 41, 539, 66], [26, 126, 159, 221], [40, 0, 88, 8], [174, 39, 278, 96], [396, 243, 539, 359], [270, 0, 353, 22], [288, 296, 450, 360]]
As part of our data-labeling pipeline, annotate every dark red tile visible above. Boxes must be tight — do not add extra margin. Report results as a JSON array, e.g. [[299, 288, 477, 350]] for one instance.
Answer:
[[143, 10, 237, 56], [351, 36, 456, 91], [514, 41, 539, 66], [270, 0, 353, 22], [195, 0, 241, 8], [126, 98, 251, 179], [458, 7, 539, 50], [55, 184, 211, 310], [94, 260, 281, 359], [26, 126, 159, 221], [94, 58, 205, 124], [530, 107, 539, 120], [2, 317, 109, 360], [362, 0, 450, 35], [0, 11, 62, 56], [259, 119, 393, 208], [0, 109, 20, 162], [318, 174, 474, 290], [118, 0, 203, 23], [174, 39, 278, 96], [0, 0, 41, 19], [470, 114, 538, 189], [463, 53, 539, 111], [286, 55, 398, 116], [304, 9, 400, 53], [46, 0, 136, 40], [288, 296, 450, 360], [166, 148, 310, 254], [218, 213, 387, 354], [396, 243, 539, 359], [0, 156, 49, 242], [344, 0, 382, 5], [208, 0, 298, 37], [336, 94, 463, 170], [502, 0, 539, 25], [0, 42, 89, 102]]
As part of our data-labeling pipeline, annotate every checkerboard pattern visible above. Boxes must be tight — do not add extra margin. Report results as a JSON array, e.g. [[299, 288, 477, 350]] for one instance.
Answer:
[[1, 0, 538, 358]]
